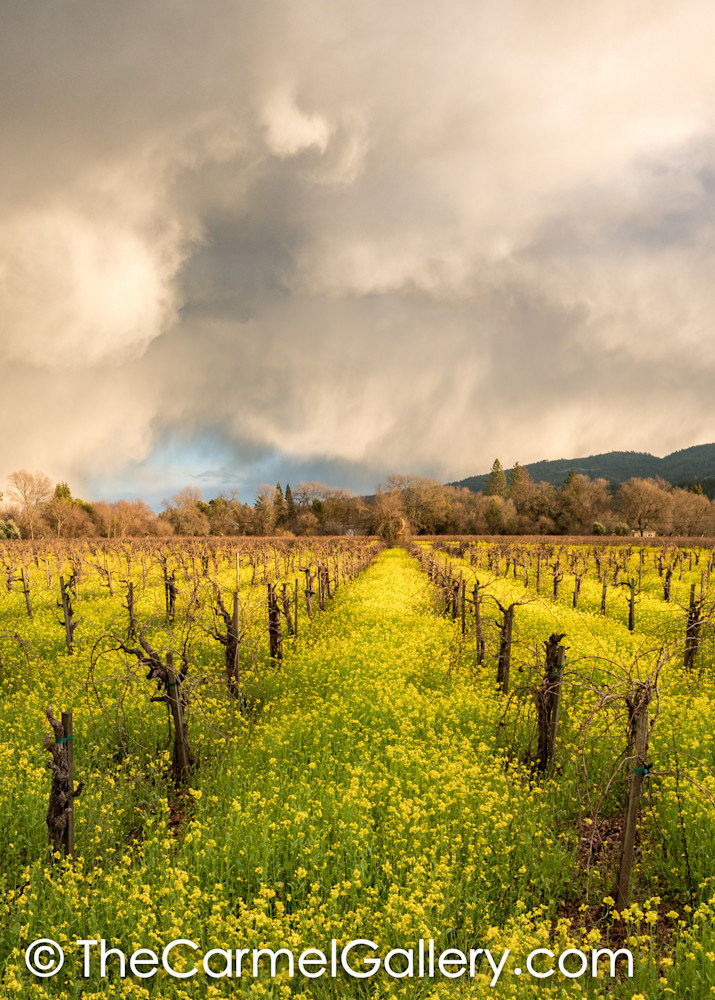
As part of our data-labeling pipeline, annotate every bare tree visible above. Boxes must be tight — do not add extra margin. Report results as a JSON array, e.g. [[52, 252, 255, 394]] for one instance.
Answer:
[[383, 474, 448, 534], [7, 469, 53, 539], [373, 488, 406, 545], [618, 478, 672, 536], [161, 487, 211, 536]]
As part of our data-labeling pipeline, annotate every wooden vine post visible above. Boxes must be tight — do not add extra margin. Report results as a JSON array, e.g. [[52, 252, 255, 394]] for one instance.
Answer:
[[21, 566, 32, 619], [231, 592, 240, 689], [548, 644, 566, 768], [104, 556, 114, 596], [684, 584, 702, 671], [615, 679, 654, 910], [552, 562, 563, 599], [318, 565, 326, 611], [304, 569, 315, 619], [124, 581, 138, 639], [451, 580, 460, 621], [572, 574, 582, 609], [164, 565, 177, 622], [536, 636, 566, 773], [165, 653, 191, 781], [45, 708, 84, 859], [495, 600, 516, 695], [628, 579, 636, 632], [620, 577, 636, 632], [473, 583, 485, 665], [61, 711, 75, 855], [267, 583, 283, 661], [294, 577, 299, 638], [280, 582, 294, 636], [58, 575, 78, 654]]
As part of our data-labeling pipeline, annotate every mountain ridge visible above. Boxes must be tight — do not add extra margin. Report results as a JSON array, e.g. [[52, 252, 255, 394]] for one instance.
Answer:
[[450, 443, 715, 496]]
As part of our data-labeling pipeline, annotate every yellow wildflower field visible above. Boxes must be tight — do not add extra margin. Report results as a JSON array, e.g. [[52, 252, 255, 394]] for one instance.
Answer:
[[0, 541, 713, 997]]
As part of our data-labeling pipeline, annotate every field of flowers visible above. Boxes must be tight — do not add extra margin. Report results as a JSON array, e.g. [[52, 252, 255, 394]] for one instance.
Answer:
[[0, 538, 713, 998]]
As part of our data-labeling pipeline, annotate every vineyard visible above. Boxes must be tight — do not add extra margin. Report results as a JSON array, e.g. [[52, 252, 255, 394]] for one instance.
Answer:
[[0, 536, 714, 998]]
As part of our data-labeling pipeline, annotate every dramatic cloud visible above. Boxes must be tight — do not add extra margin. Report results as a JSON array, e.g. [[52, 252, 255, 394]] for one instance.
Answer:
[[2, 0, 715, 502]]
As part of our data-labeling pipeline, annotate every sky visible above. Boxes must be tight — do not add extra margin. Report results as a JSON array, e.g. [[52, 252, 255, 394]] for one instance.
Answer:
[[2, 0, 715, 508]]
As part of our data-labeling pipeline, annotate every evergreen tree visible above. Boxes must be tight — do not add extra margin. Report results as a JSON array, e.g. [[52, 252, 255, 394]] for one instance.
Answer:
[[485, 459, 508, 497], [507, 462, 522, 487], [285, 483, 296, 522], [508, 462, 535, 516], [253, 494, 273, 536], [273, 482, 286, 525]]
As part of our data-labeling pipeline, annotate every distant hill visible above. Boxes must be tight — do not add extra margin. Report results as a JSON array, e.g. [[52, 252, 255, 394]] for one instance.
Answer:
[[450, 444, 715, 497]]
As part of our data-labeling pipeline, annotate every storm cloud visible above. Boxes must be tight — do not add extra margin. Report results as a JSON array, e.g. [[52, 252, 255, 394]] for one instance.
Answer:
[[2, 0, 715, 502]]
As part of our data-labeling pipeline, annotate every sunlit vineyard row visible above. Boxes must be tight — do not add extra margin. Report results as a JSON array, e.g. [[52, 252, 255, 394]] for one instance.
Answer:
[[413, 537, 715, 994], [0, 536, 713, 998]]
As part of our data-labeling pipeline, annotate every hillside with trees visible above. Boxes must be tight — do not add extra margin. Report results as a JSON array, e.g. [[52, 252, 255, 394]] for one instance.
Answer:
[[451, 443, 715, 496]]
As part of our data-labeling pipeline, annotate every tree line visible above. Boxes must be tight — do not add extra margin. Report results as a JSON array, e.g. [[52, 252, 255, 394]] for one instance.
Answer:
[[1, 462, 714, 540]]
